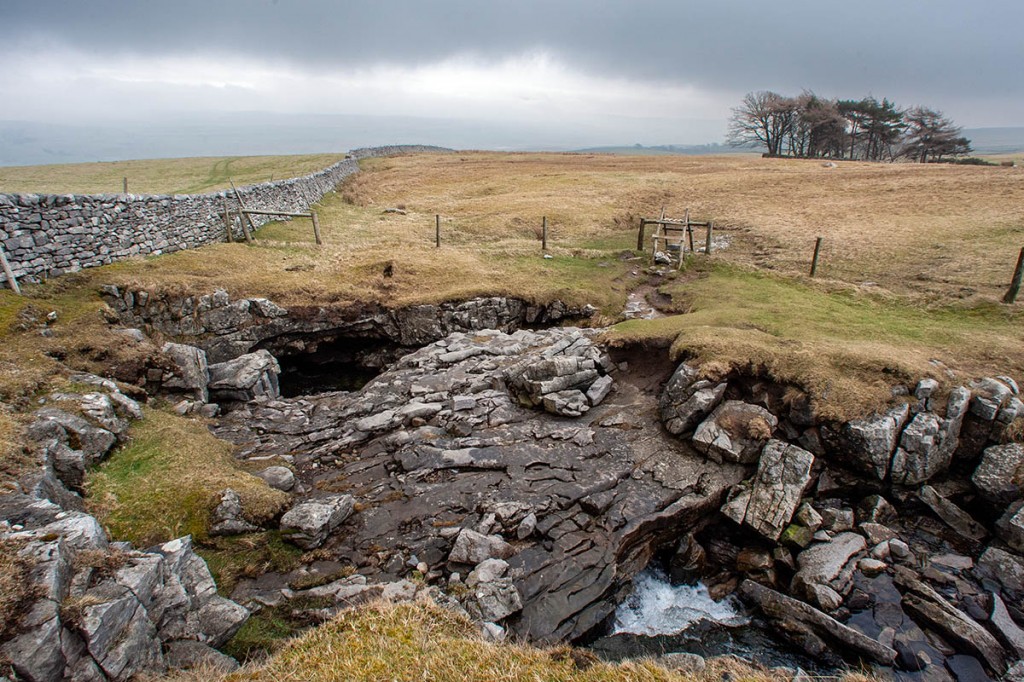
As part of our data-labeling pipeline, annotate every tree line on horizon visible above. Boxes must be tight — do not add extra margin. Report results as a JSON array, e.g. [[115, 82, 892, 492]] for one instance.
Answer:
[[727, 91, 972, 163]]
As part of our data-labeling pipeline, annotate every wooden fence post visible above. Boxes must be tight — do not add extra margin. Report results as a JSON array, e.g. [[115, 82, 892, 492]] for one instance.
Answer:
[[1004, 246, 1024, 304], [636, 219, 647, 251], [229, 179, 257, 241], [810, 237, 824, 277], [123, 177, 128, 194], [436, 214, 441, 248], [311, 211, 323, 246], [705, 221, 714, 255], [222, 196, 234, 243], [0, 246, 21, 295], [542, 216, 548, 251]]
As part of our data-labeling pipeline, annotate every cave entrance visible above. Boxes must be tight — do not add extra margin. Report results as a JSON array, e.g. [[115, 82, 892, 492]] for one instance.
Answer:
[[266, 335, 414, 398]]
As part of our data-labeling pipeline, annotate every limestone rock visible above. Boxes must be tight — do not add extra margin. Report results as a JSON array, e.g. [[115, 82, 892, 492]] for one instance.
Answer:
[[997, 500, 1024, 552], [970, 377, 1014, 421], [972, 443, 1024, 506], [990, 592, 1024, 659], [210, 489, 259, 536], [977, 547, 1024, 594], [541, 389, 590, 417], [890, 388, 969, 485], [824, 403, 909, 480], [208, 349, 281, 404], [280, 494, 354, 549], [465, 577, 523, 622], [659, 363, 727, 436], [255, 465, 295, 492], [448, 528, 515, 565], [160, 342, 210, 402], [792, 532, 866, 604], [917, 485, 987, 541], [742, 439, 816, 541], [692, 400, 778, 464], [164, 640, 240, 673]]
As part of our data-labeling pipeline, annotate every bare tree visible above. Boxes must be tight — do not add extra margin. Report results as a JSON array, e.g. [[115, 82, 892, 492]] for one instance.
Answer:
[[727, 91, 795, 156]]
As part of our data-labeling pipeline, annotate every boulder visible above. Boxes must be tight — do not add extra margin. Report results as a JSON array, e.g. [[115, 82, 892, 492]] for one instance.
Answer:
[[160, 342, 210, 402], [448, 528, 514, 565], [997, 500, 1024, 552], [990, 592, 1024, 659], [255, 465, 296, 492], [894, 567, 1006, 675], [280, 494, 355, 549], [659, 363, 727, 436], [541, 389, 590, 417], [917, 485, 987, 541], [791, 532, 866, 604], [889, 388, 969, 485], [464, 576, 523, 622], [209, 489, 259, 536], [164, 640, 240, 673], [208, 349, 281, 403], [972, 443, 1024, 506], [740, 580, 896, 665], [970, 377, 1015, 421], [977, 547, 1024, 594], [692, 400, 778, 464], [823, 403, 909, 480], [741, 440, 816, 541]]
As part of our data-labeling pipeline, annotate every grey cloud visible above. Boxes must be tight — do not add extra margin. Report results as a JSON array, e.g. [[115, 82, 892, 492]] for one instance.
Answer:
[[6, 0, 1023, 101]]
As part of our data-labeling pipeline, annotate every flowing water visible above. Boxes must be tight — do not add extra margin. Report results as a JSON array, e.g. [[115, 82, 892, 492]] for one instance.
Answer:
[[589, 568, 827, 671]]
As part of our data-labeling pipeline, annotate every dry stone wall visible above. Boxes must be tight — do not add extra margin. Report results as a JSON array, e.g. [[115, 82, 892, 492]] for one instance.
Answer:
[[0, 145, 452, 283]]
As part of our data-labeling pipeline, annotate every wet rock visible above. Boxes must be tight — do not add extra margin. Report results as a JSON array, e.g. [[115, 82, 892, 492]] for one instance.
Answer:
[[692, 400, 778, 464], [859, 522, 897, 545], [972, 443, 1024, 506], [989, 592, 1024, 659], [856, 494, 898, 525], [741, 440, 816, 541], [858, 558, 887, 576], [740, 579, 896, 665], [792, 532, 866, 605], [279, 494, 354, 549], [659, 363, 727, 436], [208, 349, 281, 404], [255, 465, 295, 492], [996, 501, 1024, 552], [918, 485, 988, 541], [448, 529, 514, 565], [823, 404, 909, 480], [894, 567, 1006, 675]]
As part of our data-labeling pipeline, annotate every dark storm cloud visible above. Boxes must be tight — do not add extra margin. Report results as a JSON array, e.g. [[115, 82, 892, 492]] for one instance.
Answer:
[[6, 0, 1023, 102]]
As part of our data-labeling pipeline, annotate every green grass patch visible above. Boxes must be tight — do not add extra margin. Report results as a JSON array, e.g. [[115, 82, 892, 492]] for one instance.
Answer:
[[606, 264, 1024, 421], [198, 532, 304, 597], [86, 409, 289, 547]]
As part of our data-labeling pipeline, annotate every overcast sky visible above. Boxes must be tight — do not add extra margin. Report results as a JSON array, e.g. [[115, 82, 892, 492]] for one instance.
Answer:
[[2, 0, 1023, 158]]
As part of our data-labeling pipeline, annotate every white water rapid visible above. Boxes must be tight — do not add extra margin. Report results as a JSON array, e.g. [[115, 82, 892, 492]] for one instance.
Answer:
[[612, 569, 749, 636]]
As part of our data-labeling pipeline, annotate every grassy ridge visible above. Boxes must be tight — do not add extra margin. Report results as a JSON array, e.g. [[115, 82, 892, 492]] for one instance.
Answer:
[[0, 153, 346, 195]]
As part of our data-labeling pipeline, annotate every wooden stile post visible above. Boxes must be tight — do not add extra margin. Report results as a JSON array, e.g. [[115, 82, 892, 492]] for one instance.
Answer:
[[0, 246, 21, 295], [636, 219, 646, 251], [705, 221, 714, 255], [222, 196, 234, 242], [1004, 246, 1024, 304], [810, 237, 824, 277], [229, 179, 257, 242], [436, 214, 441, 248], [311, 211, 323, 246], [542, 216, 548, 251]]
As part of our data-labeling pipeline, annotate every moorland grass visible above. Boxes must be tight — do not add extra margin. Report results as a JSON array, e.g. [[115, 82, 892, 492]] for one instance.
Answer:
[[606, 262, 1024, 421], [0, 153, 346, 196], [85, 408, 289, 547]]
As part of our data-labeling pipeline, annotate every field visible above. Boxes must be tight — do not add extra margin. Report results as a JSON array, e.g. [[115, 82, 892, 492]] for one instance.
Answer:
[[0, 153, 346, 196], [2, 151, 1023, 424]]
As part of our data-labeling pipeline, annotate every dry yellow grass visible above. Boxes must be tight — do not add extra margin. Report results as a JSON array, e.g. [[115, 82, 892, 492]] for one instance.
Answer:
[[154, 599, 871, 682], [0, 153, 346, 196]]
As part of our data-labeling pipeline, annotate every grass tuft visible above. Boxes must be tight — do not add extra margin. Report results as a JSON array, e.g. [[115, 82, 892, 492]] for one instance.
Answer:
[[85, 409, 289, 547]]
